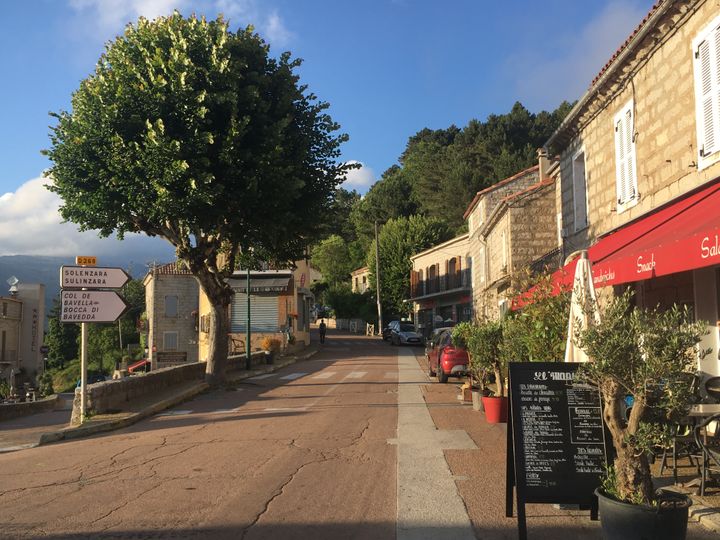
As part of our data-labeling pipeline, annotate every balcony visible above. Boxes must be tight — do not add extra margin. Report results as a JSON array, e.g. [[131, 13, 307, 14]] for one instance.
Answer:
[[411, 268, 472, 300]]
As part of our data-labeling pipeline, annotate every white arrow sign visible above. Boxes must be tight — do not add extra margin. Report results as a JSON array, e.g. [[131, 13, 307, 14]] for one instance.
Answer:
[[60, 290, 129, 323], [60, 266, 131, 289]]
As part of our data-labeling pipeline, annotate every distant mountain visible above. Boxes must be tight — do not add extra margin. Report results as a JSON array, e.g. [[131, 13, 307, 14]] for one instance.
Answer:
[[0, 255, 174, 322]]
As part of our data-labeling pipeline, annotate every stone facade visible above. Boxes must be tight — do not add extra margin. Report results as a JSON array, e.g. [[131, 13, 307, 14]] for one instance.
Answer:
[[547, 0, 720, 376], [409, 234, 472, 336], [143, 262, 200, 369], [351, 266, 370, 293], [0, 284, 45, 384]]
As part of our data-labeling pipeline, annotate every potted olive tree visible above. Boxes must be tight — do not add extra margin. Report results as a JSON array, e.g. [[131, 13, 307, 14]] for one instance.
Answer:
[[453, 322, 490, 411], [575, 291, 708, 540], [454, 320, 507, 423]]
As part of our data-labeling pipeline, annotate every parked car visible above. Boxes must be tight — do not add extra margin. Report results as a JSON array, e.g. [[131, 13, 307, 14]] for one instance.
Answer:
[[426, 329, 469, 383], [389, 321, 423, 346], [76, 372, 108, 388], [382, 321, 398, 341], [424, 327, 454, 358]]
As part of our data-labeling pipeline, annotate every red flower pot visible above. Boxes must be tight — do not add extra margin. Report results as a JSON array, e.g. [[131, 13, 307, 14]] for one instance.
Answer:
[[482, 396, 508, 423]]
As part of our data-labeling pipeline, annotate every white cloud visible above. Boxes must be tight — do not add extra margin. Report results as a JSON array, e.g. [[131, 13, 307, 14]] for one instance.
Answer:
[[341, 161, 376, 192], [508, 1, 650, 110], [0, 177, 174, 260], [66, 0, 293, 47]]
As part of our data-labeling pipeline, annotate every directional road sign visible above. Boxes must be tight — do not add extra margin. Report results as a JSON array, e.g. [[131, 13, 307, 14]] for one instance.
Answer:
[[61, 266, 131, 289], [60, 290, 129, 323]]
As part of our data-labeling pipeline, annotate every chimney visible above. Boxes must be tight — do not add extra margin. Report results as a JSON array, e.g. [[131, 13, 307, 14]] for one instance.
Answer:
[[537, 147, 551, 180]]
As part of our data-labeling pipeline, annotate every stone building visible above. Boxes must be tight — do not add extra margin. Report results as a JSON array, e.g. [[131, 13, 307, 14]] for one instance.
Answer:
[[545, 0, 720, 377], [409, 234, 472, 336], [0, 283, 45, 385], [351, 266, 370, 293], [143, 262, 199, 369], [464, 165, 560, 319]]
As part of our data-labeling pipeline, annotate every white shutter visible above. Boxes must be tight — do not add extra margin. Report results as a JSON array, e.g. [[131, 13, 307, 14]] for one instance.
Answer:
[[693, 17, 720, 168], [614, 100, 637, 209], [572, 151, 587, 230]]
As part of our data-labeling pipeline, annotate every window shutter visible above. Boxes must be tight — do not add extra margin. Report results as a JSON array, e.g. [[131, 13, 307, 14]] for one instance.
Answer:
[[614, 101, 637, 207], [699, 36, 717, 157]]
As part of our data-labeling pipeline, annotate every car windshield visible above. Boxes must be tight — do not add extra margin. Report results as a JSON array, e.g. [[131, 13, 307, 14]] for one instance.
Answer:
[[399, 324, 415, 332]]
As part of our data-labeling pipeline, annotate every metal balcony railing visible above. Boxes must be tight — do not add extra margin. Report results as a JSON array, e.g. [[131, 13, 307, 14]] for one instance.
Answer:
[[411, 268, 472, 299]]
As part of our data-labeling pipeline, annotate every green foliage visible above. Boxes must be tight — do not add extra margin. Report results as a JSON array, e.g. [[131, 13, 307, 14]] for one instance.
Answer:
[[44, 13, 351, 383], [45, 296, 80, 368], [368, 215, 451, 317], [502, 274, 570, 362], [0, 379, 10, 399], [311, 235, 354, 286], [453, 320, 503, 391], [575, 291, 709, 504], [38, 371, 55, 397], [325, 283, 376, 322]]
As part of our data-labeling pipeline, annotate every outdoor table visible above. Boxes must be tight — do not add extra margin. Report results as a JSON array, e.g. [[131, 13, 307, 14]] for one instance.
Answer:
[[684, 403, 720, 494]]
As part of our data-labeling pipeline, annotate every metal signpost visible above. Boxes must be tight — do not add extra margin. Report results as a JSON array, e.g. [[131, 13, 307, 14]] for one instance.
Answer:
[[59, 257, 130, 422]]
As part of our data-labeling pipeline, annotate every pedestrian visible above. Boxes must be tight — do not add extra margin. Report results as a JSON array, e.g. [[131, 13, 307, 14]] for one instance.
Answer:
[[319, 319, 327, 344]]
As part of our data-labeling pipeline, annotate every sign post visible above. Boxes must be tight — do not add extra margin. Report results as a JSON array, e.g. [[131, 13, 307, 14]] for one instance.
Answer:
[[61, 257, 130, 422]]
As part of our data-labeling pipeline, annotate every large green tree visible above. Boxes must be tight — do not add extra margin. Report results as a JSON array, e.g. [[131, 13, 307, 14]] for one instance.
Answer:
[[368, 215, 451, 317], [311, 234, 354, 286], [45, 296, 80, 369], [45, 13, 352, 385]]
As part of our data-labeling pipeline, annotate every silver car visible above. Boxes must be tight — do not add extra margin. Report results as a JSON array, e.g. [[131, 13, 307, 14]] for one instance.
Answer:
[[390, 321, 423, 346]]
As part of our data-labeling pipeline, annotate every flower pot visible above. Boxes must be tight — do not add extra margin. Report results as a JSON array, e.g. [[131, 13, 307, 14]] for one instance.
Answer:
[[595, 488, 690, 540], [471, 390, 483, 411], [482, 396, 508, 423]]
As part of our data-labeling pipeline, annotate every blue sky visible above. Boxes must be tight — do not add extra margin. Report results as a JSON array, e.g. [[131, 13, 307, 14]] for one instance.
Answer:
[[0, 0, 654, 258]]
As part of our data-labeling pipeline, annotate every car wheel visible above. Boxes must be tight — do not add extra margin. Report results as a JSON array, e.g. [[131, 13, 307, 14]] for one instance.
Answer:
[[438, 369, 448, 383]]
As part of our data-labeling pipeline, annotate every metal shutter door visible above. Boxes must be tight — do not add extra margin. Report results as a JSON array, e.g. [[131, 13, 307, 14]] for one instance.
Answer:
[[231, 293, 279, 333]]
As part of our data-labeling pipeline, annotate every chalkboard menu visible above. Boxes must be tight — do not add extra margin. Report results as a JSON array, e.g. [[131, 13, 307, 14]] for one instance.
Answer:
[[505, 362, 611, 540]]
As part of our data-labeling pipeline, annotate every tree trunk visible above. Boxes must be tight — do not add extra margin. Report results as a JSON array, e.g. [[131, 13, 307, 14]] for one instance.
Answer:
[[193, 268, 233, 387], [494, 365, 505, 397], [601, 380, 654, 503]]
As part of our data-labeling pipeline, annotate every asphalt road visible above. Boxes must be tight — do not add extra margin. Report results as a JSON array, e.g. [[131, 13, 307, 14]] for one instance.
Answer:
[[1, 333, 718, 539]]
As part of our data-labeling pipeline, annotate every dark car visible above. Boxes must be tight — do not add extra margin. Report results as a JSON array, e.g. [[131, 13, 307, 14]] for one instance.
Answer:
[[426, 329, 469, 383], [382, 321, 398, 341], [76, 372, 108, 388]]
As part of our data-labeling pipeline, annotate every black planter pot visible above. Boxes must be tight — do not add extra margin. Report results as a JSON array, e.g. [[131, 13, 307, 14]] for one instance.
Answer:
[[596, 488, 691, 540]]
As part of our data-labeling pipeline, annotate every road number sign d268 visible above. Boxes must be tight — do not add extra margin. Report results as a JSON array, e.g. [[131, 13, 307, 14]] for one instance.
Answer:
[[61, 290, 129, 323], [75, 256, 97, 266]]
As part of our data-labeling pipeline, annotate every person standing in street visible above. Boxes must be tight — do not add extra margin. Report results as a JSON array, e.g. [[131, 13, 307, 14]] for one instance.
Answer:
[[319, 319, 327, 344]]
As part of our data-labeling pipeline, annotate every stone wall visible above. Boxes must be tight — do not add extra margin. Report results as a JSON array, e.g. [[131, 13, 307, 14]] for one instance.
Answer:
[[559, 1, 720, 254], [0, 395, 59, 422]]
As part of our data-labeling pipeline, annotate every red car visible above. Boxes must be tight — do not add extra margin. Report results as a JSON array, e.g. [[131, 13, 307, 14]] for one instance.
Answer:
[[426, 329, 469, 383]]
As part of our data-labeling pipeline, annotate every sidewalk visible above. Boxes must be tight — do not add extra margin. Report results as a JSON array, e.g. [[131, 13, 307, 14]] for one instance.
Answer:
[[413, 354, 720, 538], [0, 346, 318, 453]]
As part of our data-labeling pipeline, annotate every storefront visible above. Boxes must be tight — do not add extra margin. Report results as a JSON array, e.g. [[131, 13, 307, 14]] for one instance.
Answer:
[[546, 180, 720, 376]]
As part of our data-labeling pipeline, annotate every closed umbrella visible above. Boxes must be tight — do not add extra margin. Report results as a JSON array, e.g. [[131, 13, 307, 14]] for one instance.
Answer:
[[564, 251, 599, 363]]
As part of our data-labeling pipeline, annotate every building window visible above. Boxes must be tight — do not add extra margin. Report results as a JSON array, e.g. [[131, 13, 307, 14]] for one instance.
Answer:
[[478, 247, 485, 284], [614, 99, 638, 211], [164, 295, 178, 318], [572, 149, 588, 231], [163, 331, 178, 351], [501, 231, 508, 272], [694, 16, 720, 170]]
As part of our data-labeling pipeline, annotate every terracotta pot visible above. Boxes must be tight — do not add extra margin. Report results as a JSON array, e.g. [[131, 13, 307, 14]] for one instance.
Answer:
[[482, 396, 508, 423]]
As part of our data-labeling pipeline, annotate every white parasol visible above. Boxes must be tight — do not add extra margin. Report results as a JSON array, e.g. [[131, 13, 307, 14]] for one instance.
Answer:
[[564, 251, 599, 363]]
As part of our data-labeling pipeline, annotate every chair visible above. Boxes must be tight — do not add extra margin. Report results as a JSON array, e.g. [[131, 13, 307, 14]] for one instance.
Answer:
[[705, 376, 720, 402], [659, 422, 701, 484], [693, 412, 720, 496]]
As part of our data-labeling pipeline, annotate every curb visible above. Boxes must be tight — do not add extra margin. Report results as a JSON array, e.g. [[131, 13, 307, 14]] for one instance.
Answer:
[[34, 348, 319, 447], [689, 501, 720, 533]]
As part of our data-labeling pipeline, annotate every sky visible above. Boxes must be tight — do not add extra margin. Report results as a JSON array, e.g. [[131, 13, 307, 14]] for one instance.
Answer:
[[0, 0, 655, 260]]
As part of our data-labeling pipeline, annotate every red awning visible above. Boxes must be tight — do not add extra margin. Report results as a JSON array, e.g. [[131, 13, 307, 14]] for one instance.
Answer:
[[555, 179, 720, 291]]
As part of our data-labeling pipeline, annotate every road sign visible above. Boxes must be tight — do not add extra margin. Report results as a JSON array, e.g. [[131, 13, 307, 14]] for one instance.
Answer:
[[60, 290, 129, 323], [60, 266, 131, 289], [76, 256, 97, 266]]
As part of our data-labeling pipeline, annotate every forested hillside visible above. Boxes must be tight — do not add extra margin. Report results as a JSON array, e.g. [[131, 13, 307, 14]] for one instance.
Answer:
[[313, 101, 572, 317]]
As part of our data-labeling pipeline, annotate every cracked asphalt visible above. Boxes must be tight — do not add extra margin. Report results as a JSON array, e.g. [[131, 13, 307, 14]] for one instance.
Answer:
[[0, 335, 397, 539]]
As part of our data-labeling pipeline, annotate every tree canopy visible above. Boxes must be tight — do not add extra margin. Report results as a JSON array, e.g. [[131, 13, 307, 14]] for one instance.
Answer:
[[45, 13, 352, 384]]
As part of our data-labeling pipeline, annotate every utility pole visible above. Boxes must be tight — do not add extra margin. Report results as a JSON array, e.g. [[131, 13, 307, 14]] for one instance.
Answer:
[[246, 267, 251, 371], [375, 220, 383, 335]]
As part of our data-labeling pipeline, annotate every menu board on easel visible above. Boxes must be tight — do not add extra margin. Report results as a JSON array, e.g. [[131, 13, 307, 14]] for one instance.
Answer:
[[505, 362, 611, 540]]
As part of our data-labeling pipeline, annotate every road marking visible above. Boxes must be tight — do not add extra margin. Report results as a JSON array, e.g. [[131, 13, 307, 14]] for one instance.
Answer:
[[346, 371, 367, 379], [280, 372, 307, 380], [250, 374, 274, 380], [312, 372, 335, 379], [384, 372, 398, 378], [395, 348, 476, 540], [264, 407, 307, 412], [206, 408, 241, 414], [156, 409, 193, 417]]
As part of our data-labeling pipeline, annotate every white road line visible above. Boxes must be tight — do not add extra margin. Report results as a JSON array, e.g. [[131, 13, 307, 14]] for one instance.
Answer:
[[280, 372, 307, 380], [312, 372, 335, 379], [384, 372, 398, 378], [263, 407, 307, 412], [156, 409, 193, 417], [395, 348, 476, 540], [250, 374, 274, 380], [346, 371, 367, 379], [206, 408, 241, 414]]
